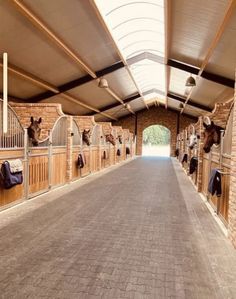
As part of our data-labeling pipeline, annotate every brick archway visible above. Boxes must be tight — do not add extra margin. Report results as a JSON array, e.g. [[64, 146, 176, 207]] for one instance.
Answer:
[[113, 106, 195, 157], [142, 124, 171, 156], [137, 117, 176, 156]]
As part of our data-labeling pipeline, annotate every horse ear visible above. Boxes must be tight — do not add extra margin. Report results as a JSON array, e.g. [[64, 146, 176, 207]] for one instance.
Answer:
[[30, 116, 34, 123], [38, 117, 42, 124]]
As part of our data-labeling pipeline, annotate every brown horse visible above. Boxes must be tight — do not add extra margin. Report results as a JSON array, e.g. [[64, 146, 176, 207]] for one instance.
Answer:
[[203, 117, 223, 153], [82, 129, 91, 146], [117, 135, 123, 144], [27, 117, 42, 146], [105, 134, 116, 146]]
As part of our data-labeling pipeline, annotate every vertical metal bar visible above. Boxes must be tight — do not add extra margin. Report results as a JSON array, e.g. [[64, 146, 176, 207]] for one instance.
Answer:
[[24, 128, 29, 200], [48, 130, 52, 189], [3, 53, 8, 134]]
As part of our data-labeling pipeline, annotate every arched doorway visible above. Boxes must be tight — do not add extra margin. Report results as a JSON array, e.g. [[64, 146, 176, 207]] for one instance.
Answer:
[[142, 125, 170, 157]]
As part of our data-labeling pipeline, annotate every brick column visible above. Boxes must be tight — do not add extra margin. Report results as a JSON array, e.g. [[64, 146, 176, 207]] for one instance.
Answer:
[[229, 69, 236, 248]]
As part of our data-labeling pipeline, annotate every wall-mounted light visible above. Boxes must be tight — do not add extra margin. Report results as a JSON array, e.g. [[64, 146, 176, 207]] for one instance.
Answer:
[[98, 77, 108, 88], [185, 74, 196, 87]]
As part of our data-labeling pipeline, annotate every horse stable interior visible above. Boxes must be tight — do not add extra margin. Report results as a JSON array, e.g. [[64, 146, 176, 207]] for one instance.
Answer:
[[1, 0, 236, 298]]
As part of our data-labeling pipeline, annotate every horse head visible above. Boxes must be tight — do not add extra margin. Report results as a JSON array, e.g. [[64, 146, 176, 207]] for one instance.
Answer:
[[27, 117, 42, 146], [105, 134, 116, 146], [117, 135, 123, 144], [203, 116, 223, 153], [82, 129, 91, 146], [188, 125, 200, 150]]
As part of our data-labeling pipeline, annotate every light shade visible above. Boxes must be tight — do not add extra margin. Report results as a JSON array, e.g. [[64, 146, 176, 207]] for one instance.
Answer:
[[98, 78, 108, 88], [185, 75, 196, 87]]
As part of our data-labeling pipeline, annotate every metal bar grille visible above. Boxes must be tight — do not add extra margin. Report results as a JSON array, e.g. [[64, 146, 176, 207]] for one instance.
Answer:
[[0, 100, 24, 148], [52, 116, 68, 146], [72, 120, 81, 146]]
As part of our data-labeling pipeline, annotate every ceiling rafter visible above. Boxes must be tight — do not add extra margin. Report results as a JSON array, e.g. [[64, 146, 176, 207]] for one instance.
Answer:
[[164, 0, 171, 109], [181, 0, 236, 113], [12, 0, 131, 115], [167, 92, 212, 112], [0, 61, 59, 93], [0, 59, 117, 121], [89, 0, 149, 110], [168, 59, 235, 88]]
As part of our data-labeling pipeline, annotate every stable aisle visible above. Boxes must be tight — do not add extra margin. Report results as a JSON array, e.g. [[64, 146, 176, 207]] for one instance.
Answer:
[[0, 157, 236, 299]]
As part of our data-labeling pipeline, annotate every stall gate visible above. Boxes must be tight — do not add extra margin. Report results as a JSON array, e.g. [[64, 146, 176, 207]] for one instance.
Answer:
[[201, 109, 233, 225], [110, 128, 116, 165], [91, 125, 101, 172], [72, 120, 82, 181], [100, 128, 110, 169], [81, 131, 91, 178], [0, 100, 26, 208]]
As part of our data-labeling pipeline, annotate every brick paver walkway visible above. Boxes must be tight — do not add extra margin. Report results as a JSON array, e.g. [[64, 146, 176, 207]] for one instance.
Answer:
[[0, 157, 236, 299]]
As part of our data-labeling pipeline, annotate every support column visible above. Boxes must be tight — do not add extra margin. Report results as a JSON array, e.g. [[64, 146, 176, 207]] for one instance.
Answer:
[[229, 69, 236, 248]]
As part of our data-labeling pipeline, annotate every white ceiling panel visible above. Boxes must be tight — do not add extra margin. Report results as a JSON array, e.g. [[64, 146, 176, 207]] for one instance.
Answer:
[[190, 78, 232, 108], [41, 94, 92, 115], [103, 68, 138, 99], [68, 81, 118, 110], [0, 1, 87, 87], [22, 0, 120, 71], [170, 0, 230, 66], [205, 12, 236, 80], [0, 71, 46, 99]]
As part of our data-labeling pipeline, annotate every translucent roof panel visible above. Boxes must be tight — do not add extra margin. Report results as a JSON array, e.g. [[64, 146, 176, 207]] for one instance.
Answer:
[[95, 0, 166, 105]]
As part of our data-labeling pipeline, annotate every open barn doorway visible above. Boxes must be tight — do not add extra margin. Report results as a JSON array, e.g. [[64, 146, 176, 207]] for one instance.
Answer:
[[142, 125, 170, 157]]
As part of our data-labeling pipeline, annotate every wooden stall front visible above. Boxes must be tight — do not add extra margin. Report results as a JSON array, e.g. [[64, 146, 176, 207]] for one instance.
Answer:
[[112, 126, 124, 164], [201, 101, 233, 226], [73, 116, 97, 177], [0, 100, 26, 208], [98, 122, 115, 169]]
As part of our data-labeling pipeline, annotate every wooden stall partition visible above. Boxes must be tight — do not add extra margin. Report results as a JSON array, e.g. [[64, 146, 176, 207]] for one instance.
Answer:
[[91, 124, 101, 173], [130, 133, 135, 157], [71, 119, 82, 181], [112, 126, 123, 164], [50, 116, 68, 188], [0, 149, 25, 208], [73, 116, 97, 176], [0, 100, 26, 208], [123, 129, 131, 160], [97, 122, 114, 169], [200, 101, 233, 225]]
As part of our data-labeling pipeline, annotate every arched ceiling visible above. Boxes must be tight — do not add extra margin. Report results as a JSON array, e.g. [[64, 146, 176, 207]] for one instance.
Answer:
[[0, 0, 235, 121]]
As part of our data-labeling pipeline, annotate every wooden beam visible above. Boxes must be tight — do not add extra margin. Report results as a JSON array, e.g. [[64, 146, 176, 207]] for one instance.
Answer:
[[0, 61, 59, 93], [181, 0, 236, 113], [168, 59, 234, 88], [167, 92, 212, 112], [28, 61, 125, 102], [164, 0, 171, 109], [89, 0, 149, 110], [12, 0, 97, 78], [61, 93, 117, 121]]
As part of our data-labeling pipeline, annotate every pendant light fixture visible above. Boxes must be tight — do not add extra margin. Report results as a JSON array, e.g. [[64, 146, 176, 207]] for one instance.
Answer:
[[185, 74, 196, 87]]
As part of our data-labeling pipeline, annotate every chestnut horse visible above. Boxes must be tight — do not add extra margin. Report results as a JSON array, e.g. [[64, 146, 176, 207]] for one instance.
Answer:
[[27, 117, 42, 146], [82, 129, 91, 146], [203, 117, 223, 153], [105, 134, 116, 146]]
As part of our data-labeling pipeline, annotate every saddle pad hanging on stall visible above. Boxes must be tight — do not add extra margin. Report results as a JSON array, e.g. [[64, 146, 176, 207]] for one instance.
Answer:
[[0, 161, 23, 189]]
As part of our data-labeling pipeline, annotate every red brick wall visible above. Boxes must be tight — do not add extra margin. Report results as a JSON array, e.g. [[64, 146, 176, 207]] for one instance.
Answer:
[[113, 106, 195, 156], [10, 102, 64, 140]]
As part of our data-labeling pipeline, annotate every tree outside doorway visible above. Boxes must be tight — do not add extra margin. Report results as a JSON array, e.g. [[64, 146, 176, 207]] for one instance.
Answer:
[[142, 125, 170, 156]]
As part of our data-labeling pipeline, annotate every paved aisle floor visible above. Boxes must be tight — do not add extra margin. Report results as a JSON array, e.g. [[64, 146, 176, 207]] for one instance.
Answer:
[[0, 157, 236, 299]]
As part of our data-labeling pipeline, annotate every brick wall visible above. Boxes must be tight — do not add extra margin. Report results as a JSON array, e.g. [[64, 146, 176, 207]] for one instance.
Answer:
[[229, 70, 236, 248], [113, 106, 195, 156], [10, 102, 64, 140]]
